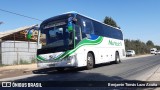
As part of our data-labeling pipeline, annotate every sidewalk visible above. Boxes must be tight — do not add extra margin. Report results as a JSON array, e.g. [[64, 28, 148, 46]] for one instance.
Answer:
[[125, 54, 160, 81], [146, 65, 160, 81], [123, 54, 154, 60], [146, 66, 160, 90], [0, 64, 37, 79], [127, 54, 160, 90], [0, 63, 37, 71], [124, 54, 160, 81]]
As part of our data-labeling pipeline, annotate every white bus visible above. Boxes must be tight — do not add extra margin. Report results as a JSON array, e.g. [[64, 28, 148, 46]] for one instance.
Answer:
[[28, 12, 126, 71]]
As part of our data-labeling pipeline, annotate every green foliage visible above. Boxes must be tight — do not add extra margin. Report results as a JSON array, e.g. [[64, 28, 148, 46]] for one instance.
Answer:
[[154, 45, 160, 50], [5, 58, 36, 66], [146, 40, 154, 48], [19, 59, 30, 64], [13, 59, 30, 65], [103, 16, 120, 29], [0, 64, 8, 67], [31, 58, 36, 63], [125, 39, 160, 55]]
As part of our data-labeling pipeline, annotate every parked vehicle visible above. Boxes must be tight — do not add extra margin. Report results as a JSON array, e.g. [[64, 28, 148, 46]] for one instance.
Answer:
[[150, 48, 157, 54], [155, 50, 160, 55], [126, 50, 135, 57]]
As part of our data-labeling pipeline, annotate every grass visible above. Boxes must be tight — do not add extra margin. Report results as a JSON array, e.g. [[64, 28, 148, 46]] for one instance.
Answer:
[[13, 58, 36, 65], [19, 59, 30, 64], [31, 58, 36, 63], [0, 64, 9, 67]]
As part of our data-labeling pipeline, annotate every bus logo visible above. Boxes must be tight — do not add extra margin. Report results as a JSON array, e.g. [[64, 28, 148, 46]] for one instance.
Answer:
[[108, 40, 122, 46]]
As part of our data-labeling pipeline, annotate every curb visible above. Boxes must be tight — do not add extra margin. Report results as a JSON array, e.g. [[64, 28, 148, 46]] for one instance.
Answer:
[[146, 65, 160, 81], [123, 54, 154, 60]]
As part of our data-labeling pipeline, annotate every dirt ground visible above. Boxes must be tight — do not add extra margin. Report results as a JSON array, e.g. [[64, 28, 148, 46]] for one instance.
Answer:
[[0, 64, 37, 79]]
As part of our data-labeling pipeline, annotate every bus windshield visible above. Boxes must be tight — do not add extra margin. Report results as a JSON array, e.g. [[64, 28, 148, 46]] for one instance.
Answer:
[[40, 21, 73, 51]]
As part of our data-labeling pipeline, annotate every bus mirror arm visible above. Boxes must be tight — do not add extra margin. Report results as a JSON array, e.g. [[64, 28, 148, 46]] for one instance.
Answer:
[[67, 17, 77, 32], [26, 24, 39, 40]]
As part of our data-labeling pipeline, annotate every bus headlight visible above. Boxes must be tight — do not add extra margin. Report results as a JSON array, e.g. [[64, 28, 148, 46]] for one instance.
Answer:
[[67, 55, 74, 60], [66, 55, 76, 64]]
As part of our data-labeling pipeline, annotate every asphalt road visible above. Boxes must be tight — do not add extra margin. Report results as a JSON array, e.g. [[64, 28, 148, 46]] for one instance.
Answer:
[[12, 55, 160, 81], [1, 55, 160, 90]]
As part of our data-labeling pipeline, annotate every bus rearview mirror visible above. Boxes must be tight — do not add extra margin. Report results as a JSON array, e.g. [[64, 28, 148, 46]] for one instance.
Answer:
[[26, 30, 33, 40], [67, 22, 73, 32]]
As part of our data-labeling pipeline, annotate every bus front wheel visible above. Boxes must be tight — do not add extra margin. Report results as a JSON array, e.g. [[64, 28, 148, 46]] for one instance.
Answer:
[[86, 53, 94, 70]]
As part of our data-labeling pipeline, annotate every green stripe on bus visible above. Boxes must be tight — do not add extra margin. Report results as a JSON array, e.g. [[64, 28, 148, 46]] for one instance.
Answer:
[[37, 36, 103, 61], [37, 55, 45, 61], [54, 36, 103, 60]]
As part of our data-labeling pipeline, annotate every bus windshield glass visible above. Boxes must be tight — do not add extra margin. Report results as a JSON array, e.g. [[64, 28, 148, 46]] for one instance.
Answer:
[[40, 21, 73, 50]]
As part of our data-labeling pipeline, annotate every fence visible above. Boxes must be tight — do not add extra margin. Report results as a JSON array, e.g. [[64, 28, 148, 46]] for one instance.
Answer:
[[0, 41, 37, 65]]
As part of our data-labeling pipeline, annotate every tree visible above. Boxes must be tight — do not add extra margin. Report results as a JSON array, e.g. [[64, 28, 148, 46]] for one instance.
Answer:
[[146, 40, 154, 47], [125, 39, 151, 54], [155, 45, 160, 50], [103, 16, 120, 29]]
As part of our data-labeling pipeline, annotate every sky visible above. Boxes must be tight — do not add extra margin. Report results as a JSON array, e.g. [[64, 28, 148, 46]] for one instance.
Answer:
[[0, 0, 160, 45]]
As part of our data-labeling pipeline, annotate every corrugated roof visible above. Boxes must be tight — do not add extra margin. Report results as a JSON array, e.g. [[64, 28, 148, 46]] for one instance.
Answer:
[[0, 24, 38, 38]]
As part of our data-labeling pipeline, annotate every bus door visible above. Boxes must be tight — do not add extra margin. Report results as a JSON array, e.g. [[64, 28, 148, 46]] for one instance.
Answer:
[[75, 25, 82, 46]]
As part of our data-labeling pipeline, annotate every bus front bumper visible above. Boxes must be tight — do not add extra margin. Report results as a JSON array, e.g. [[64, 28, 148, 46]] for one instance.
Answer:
[[37, 56, 77, 69]]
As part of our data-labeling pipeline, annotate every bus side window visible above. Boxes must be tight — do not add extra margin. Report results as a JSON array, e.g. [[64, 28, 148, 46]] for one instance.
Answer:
[[82, 32, 87, 39], [82, 19, 94, 34], [93, 21, 103, 35], [75, 25, 82, 45]]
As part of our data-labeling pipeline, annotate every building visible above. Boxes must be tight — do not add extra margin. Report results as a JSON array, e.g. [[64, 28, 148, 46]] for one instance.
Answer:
[[0, 25, 38, 65]]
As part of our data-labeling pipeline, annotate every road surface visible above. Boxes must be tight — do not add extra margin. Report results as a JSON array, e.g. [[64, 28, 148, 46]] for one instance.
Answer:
[[1, 55, 158, 81], [1, 55, 160, 90]]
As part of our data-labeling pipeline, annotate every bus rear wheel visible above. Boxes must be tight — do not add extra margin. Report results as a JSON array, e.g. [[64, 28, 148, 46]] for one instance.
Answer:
[[86, 53, 94, 70], [115, 52, 121, 64]]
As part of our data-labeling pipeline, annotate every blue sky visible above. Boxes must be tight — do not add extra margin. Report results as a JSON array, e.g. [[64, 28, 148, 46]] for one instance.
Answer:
[[0, 0, 160, 45]]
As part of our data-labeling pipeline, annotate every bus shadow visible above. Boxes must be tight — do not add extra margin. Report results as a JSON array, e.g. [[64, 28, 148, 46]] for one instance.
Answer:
[[32, 67, 86, 74], [13, 70, 156, 90], [94, 61, 115, 68]]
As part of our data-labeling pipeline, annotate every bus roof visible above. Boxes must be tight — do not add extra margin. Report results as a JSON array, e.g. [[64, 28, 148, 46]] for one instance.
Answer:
[[41, 11, 122, 31], [68, 12, 121, 30]]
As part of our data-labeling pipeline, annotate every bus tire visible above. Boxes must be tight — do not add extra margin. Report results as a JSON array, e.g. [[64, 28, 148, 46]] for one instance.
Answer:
[[86, 53, 94, 70], [115, 52, 121, 64]]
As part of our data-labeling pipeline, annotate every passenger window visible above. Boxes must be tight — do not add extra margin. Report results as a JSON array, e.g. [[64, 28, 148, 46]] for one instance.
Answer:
[[82, 19, 94, 34], [82, 32, 87, 39], [75, 25, 82, 45]]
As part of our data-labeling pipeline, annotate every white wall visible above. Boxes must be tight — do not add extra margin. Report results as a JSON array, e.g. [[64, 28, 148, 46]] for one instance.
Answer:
[[1, 41, 37, 65]]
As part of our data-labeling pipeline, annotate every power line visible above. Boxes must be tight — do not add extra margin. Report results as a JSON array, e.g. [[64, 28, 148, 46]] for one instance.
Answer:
[[0, 8, 42, 21]]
